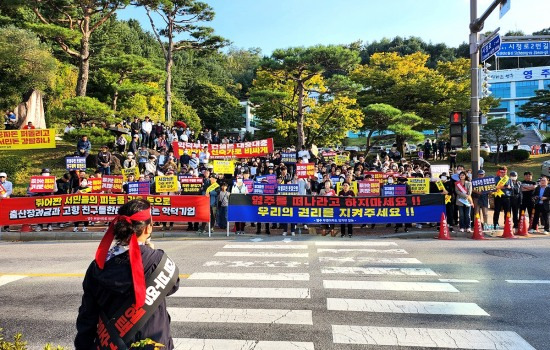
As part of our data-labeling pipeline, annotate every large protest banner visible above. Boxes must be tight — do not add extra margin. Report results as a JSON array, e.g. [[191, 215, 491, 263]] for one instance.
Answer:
[[172, 139, 274, 159], [179, 176, 203, 194], [65, 157, 87, 171], [0, 194, 209, 225], [408, 178, 430, 194], [155, 175, 179, 193], [29, 176, 56, 193], [101, 175, 124, 193], [228, 194, 444, 224], [358, 180, 381, 197], [0, 129, 56, 150], [213, 160, 235, 174], [296, 163, 315, 179], [0, 184, 6, 196], [471, 176, 497, 193]]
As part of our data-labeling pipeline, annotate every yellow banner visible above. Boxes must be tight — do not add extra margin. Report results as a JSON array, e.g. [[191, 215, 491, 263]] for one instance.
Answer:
[[121, 167, 140, 182], [336, 181, 358, 195], [155, 175, 179, 193], [335, 154, 349, 166], [408, 178, 430, 194], [206, 182, 220, 194], [0, 129, 56, 150], [213, 160, 235, 174], [435, 180, 445, 191]]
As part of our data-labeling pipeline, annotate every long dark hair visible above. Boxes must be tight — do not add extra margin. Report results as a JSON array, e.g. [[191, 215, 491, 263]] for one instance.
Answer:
[[114, 198, 152, 243]]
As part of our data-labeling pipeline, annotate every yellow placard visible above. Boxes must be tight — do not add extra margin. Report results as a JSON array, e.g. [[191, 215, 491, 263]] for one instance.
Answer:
[[408, 178, 430, 194], [435, 180, 445, 191], [335, 154, 349, 166], [0, 129, 56, 150], [336, 181, 358, 195], [155, 175, 179, 193], [121, 167, 140, 182], [213, 160, 235, 174]]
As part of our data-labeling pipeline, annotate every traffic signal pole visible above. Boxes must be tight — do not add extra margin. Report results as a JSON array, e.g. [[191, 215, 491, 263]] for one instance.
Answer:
[[469, 0, 507, 178]]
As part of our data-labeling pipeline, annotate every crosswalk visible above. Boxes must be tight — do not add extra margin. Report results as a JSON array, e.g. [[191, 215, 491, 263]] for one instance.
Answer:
[[169, 239, 537, 350]]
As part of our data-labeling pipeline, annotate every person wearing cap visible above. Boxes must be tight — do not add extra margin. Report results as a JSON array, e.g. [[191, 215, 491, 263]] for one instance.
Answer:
[[75, 198, 180, 348], [472, 170, 490, 230], [144, 155, 157, 176], [509, 171, 522, 230], [97, 145, 112, 175], [0, 172, 13, 231], [123, 153, 136, 169]]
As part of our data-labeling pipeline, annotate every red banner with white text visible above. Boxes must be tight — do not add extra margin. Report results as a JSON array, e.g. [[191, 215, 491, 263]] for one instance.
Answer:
[[172, 138, 274, 159], [0, 194, 210, 225]]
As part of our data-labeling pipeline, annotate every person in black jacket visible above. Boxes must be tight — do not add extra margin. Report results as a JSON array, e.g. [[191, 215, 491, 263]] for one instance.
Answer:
[[75, 199, 180, 349], [530, 176, 550, 234]]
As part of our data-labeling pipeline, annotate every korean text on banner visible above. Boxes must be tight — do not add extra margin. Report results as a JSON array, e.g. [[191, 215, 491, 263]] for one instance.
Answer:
[[101, 175, 123, 193], [472, 176, 497, 194], [29, 176, 56, 193], [0, 194, 210, 225], [296, 163, 315, 179], [408, 178, 430, 194], [335, 154, 349, 166], [127, 181, 150, 195], [281, 152, 297, 164], [121, 167, 140, 182], [228, 194, 445, 224], [430, 164, 450, 179], [358, 180, 381, 197], [213, 160, 235, 174], [172, 138, 274, 159], [277, 184, 299, 195], [155, 175, 179, 193], [179, 177, 203, 194], [0, 129, 56, 150], [382, 185, 407, 197], [65, 157, 87, 171], [89, 178, 102, 193]]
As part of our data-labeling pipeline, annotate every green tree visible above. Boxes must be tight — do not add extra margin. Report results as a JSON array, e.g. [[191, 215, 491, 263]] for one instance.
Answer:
[[0, 25, 57, 110], [172, 97, 201, 132], [481, 118, 523, 164], [141, 0, 227, 122], [26, 0, 130, 96], [517, 87, 550, 129], [225, 47, 263, 99], [56, 96, 113, 125], [256, 45, 360, 148], [360, 103, 401, 153]]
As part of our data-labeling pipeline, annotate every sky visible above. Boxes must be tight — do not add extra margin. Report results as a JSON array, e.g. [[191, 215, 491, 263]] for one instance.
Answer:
[[118, 0, 550, 55]]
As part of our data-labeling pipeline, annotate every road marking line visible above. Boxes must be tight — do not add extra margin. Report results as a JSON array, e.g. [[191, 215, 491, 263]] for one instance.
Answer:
[[321, 267, 437, 276], [203, 261, 309, 268], [327, 298, 489, 316], [173, 339, 315, 350], [323, 280, 459, 292], [439, 279, 479, 283], [188, 272, 310, 281], [0, 275, 26, 287], [216, 252, 308, 258], [317, 248, 408, 254], [172, 287, 310, 299], [506, 280, 550, 284], [0, 273, 190, 278], [315, 241, 398, 246], [168, 307, 313, 325], [224, 244, 308, 250], [332, 325, 535, 349], [319, 257, 422, 264]]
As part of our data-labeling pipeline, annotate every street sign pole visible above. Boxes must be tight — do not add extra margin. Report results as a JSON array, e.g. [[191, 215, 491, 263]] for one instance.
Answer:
[[470, 0, 481, 177]]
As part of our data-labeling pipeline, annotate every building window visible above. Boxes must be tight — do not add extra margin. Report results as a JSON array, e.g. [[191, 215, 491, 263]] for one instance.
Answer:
[[491, 82, 510, 99], [516, 80, 539, 98]]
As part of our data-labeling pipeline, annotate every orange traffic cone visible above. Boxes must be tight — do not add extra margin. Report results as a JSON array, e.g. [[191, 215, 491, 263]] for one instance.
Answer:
[[501, 212, 516, 239], [20, 224, 32, 232], [517, 210, 528, 236], [472, 214, 485, 240], [436, 212, 452, 240]]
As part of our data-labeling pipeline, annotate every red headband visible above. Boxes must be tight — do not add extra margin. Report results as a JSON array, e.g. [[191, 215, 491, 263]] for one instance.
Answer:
[[95, 208, 152, 307]]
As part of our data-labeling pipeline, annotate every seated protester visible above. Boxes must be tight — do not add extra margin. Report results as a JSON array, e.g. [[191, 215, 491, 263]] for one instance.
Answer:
[[188, 152, 199, 170], [76, 135, 92, 158], [122, 174, 136, 194], [56, 173, 72, 195], [157, 150, 167, 169], [144, 155, 157, 177], [162, 156, 177, 174], [115, 134, 127, 153], [123, 152, 137, 169]]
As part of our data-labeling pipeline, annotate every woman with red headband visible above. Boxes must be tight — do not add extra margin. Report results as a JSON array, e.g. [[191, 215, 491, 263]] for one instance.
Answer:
[[75, 198, 180, 349]]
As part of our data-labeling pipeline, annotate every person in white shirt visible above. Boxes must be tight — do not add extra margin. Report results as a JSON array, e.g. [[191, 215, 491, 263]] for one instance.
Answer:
[[1, 172, 13, 231], [231, 177, 248, 234], [298, 145, 310, 163], [64, 123, 75, 134], [141, 116, 153, 147], [180, 132, 188, 142], [199, 145, 210, 165]]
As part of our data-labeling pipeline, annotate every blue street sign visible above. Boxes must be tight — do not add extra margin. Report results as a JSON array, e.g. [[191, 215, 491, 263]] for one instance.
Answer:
[[495, 41, 550, 58], [481, 34, 501, 62], [499, 0, 510, 19]]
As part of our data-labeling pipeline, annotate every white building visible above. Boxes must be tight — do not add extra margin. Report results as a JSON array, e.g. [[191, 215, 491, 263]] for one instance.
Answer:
[[238, 100, 259, 136], [487, 66, 550, 126]]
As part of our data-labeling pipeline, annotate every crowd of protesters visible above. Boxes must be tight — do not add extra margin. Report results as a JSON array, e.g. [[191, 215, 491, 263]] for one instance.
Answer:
[[2, 115, 550, 238]]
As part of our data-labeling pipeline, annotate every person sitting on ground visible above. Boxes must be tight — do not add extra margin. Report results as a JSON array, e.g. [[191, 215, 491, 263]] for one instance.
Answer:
[[76, 135, 92, 158]]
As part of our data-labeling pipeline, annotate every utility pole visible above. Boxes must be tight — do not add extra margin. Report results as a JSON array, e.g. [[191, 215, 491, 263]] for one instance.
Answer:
[[469, 0, 508, 178]]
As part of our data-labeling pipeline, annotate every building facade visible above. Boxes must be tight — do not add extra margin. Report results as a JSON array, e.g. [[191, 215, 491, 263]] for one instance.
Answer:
[[487, 66, 550, 126]]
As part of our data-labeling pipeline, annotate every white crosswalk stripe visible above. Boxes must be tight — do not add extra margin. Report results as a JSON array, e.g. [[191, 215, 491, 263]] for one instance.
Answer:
[[327, 298, 489, 316], [332, 325, 536, 349], [323, 279, 459, 292], [168, 307, 313, 325], [321, 266, 437, 276], [216, 251, 308, 258], [223, 244, 308, 250], [188, 272, 310, 281], [172, 287, 311, 298], [317, 248, 408, 254], [203, 260, 309, 268], [0, 275, 26, 287], [319, 256, 422, 264], [315, 241, 398, 246], [173, 338, 315, 350]]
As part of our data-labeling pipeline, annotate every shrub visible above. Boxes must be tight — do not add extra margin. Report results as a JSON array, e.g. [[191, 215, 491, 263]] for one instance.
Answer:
[[456, 150, 490, 163], [508, 149, 530, 162], [62, 127, 120, 150], [0, 155, 28, 181], [543, 136, 550, 143]]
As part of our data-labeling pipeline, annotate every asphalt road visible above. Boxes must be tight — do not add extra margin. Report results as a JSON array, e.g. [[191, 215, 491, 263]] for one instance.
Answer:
[[1, 233, 549, 349]]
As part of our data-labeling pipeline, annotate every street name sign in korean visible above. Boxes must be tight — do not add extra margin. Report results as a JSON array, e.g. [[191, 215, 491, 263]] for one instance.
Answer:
[[481, 34, 501, 62], [496, 41, 550, 58]]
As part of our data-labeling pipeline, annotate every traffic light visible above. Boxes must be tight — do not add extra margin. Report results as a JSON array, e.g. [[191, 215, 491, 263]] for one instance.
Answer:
[[481, 63, 492, 98], [449, 111, 463, 148]]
